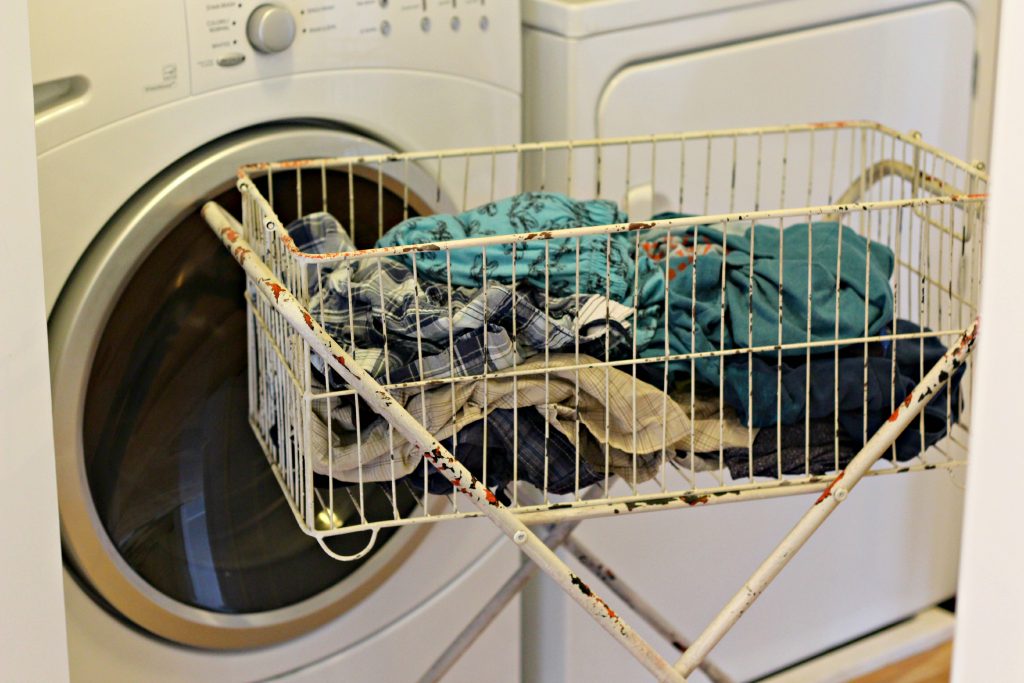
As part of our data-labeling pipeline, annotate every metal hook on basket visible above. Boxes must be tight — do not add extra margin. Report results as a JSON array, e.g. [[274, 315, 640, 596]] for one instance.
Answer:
[[315, 527, 381, 562]]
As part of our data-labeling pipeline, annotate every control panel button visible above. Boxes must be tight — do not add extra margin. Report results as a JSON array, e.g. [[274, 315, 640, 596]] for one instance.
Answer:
[[216, 52, 247, 67], [247, 4, 297, 54]]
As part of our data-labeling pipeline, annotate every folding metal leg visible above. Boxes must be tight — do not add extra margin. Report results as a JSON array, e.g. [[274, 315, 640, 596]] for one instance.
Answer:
[[564, 536, 733, 683], [419, 512, 588, 683], [207, 202, 686, 683], [421, 485, 731, 683], [674, 321, 977, 677]]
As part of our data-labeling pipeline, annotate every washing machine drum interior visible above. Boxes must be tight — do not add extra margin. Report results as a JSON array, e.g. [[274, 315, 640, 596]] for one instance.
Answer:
[[55, 127, 439, 649]]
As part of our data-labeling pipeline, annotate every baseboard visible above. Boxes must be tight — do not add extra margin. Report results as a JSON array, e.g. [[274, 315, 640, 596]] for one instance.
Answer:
[[757, 608, 955, 683]]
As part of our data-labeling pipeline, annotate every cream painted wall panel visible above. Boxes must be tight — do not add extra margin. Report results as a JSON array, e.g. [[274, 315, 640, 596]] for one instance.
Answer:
[[0, 1, 69, 680]]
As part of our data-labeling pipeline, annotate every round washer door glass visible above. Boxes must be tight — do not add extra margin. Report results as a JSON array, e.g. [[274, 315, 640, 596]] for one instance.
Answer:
[[82, 170, 419, 614], [81, 166, 419, 614]]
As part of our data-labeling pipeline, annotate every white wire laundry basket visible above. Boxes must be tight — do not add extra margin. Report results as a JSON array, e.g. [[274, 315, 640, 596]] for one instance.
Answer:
[[203, 121, 985, 681]]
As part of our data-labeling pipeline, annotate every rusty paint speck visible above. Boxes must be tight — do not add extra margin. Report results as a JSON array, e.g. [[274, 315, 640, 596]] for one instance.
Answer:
[[810, 120, 853, 129], [815, 471, 846, 505], [265, 280, 285, 302], [627, 222, 655, 232], [571, 573, 594, 597], [570, 574, 619, 621]]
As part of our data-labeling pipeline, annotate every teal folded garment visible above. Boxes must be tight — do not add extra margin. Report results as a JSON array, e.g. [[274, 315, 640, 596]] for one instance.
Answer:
[[375, 192, 636, 301], [634, 216, 895, 425]]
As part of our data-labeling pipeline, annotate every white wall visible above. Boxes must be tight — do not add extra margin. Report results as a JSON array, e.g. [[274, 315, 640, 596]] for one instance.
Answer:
[[952, 0, 1024, 680], [0, 1, 70, 681], [969, 0, 1001, 165]]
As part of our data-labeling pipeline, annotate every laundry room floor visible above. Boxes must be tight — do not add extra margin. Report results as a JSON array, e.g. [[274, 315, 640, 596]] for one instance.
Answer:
[[849, 641, 952, 683]]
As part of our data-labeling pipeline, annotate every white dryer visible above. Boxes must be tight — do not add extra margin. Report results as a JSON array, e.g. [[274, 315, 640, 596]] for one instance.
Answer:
[[522, 1, 979, 681], [33, 1, 522, 680]]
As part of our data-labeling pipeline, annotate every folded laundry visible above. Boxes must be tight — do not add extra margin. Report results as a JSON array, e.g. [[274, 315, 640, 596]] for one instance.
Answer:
[[409, 408, 607, 499], [412, 376, 753, 496], [308, 353, 753, 484], [704, 320, 965, 478], [288, 198, 960, 496], [290, 212, 635, 389], [634, 218, 896, 427], [363, 201, 898, 428], [714, 418, 860, 480], [639, 216, 736, 264], [375, 192, 637, 301]]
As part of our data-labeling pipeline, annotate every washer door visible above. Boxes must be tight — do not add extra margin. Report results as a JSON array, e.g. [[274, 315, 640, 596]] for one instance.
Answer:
[[49, 124, 445, 649]]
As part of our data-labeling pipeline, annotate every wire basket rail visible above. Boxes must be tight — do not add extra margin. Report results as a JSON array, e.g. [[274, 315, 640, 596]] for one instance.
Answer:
[[204, 120, 985, 680]]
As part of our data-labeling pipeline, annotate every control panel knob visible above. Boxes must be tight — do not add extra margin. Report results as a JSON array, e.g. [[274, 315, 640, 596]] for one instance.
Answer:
[[247, 4, 296, 54]]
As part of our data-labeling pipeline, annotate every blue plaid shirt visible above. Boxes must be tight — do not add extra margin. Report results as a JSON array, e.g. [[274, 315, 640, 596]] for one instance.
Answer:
[[290, 212, 635, 389]]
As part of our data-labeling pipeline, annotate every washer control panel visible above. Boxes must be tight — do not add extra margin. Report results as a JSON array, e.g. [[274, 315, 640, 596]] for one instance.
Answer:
[[185, 0, 517, 94]]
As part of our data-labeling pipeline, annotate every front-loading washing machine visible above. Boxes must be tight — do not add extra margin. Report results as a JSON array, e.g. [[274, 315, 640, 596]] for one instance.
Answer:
[[521, 1, 983, 681], [32, 1, 522, 680]]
